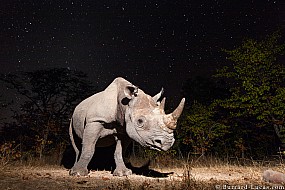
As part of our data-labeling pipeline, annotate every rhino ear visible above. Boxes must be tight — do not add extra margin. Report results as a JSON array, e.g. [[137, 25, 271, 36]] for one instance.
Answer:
[[124, 85, 138, 99]]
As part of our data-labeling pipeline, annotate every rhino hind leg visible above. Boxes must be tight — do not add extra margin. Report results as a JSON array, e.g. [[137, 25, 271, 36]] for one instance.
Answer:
[[113, 167, 132, 177], [113, 137, 132, 176], [70, 122, 102, 176]]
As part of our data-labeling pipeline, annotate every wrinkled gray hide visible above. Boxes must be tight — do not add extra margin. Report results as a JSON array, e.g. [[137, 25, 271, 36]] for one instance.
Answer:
[[69, 77, 185, 176]]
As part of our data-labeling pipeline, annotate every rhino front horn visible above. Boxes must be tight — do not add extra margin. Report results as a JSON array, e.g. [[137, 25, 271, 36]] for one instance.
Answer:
[[171, 98, 185, 120], [163, 98, 185, 130]]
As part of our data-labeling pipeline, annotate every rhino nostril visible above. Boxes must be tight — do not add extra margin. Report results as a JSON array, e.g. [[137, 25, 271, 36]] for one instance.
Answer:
[[154, 139, 162, 145]]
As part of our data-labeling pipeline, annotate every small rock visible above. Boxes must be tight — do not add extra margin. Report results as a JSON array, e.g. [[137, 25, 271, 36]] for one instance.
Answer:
[[35, 173, 42, 176], [263, 169, 285, 184], [77, 180, 88, 184], [102, 176, 110, 181]]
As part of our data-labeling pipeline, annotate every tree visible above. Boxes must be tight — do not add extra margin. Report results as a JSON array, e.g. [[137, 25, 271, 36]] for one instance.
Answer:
[[0, 92, 13, 123], [178, 76, 230, 156], [1, 68, 96, 159], [215, 32, 285, 149], [178, 102, 229, 156]]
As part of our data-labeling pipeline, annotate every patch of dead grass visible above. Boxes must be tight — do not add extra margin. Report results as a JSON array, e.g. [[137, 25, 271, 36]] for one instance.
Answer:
[[1, 156, 285, 190]]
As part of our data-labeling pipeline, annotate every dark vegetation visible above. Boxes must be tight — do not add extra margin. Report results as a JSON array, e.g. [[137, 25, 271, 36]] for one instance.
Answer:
[[0, 32, 285, 167]]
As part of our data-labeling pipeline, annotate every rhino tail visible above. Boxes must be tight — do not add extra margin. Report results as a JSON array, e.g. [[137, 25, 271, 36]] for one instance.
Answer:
[[69, 118, 79, 167]]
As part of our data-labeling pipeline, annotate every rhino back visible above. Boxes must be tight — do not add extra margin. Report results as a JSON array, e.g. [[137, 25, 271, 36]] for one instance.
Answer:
[[72, 82, 119, 137], [85, 89, 118, 123]]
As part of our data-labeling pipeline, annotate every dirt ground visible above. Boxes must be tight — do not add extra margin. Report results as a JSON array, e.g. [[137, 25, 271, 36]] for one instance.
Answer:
[[1, 164, 285, 190]]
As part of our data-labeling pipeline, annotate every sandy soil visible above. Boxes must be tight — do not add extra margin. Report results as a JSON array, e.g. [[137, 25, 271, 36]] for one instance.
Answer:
[[0, 165, 284, 190]]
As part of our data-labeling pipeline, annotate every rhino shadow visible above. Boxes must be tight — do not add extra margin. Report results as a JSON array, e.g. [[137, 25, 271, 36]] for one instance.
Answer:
[[61, 145, 173, 178], [126, 161, 174, 178], [61, 144, 116, 171]]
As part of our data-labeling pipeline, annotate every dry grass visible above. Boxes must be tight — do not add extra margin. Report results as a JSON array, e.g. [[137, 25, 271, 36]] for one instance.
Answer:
[[1, 156, 285, 190]]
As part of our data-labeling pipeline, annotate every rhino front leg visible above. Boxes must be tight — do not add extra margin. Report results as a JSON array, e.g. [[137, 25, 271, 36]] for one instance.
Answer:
[[113, 137, 132, 176], [70, 122, 102, 176]]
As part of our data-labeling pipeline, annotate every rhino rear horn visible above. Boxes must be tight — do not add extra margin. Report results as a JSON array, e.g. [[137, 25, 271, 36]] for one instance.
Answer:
[[153, 87, 164, 102], [171, 98, 185, 120], [159, 97, 166, 111]]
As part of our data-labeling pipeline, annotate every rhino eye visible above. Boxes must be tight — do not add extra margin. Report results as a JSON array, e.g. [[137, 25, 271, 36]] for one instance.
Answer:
[[137, 117, 145, 127]]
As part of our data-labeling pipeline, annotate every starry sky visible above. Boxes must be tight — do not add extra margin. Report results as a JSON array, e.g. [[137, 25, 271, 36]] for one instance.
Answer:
[[1, 0, 285, 100]]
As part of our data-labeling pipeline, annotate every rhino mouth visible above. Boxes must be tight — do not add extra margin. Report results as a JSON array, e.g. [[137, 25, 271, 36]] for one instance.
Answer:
[[146, 142, 163, 151]]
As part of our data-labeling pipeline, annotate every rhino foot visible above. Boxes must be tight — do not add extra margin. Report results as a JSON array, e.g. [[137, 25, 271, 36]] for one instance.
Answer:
[[69, 167, 89, 176], [113, 168, 132, 177]]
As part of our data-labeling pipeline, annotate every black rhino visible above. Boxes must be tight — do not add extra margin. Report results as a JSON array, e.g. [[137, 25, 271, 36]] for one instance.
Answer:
[[69, 77, 185, 176]]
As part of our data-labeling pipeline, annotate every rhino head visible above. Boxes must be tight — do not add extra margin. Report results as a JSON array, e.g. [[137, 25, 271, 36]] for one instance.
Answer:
[[124, 87, 185, 151]]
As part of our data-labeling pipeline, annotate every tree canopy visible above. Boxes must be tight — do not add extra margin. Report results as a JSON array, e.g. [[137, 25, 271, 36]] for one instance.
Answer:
[[215, 32, 285, 136], [179, 32, 285, 157], [1, 68, 96, 158]]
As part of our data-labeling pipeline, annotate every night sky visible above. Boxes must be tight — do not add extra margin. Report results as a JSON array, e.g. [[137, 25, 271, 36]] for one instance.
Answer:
[[1, 0, 285, 100]]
